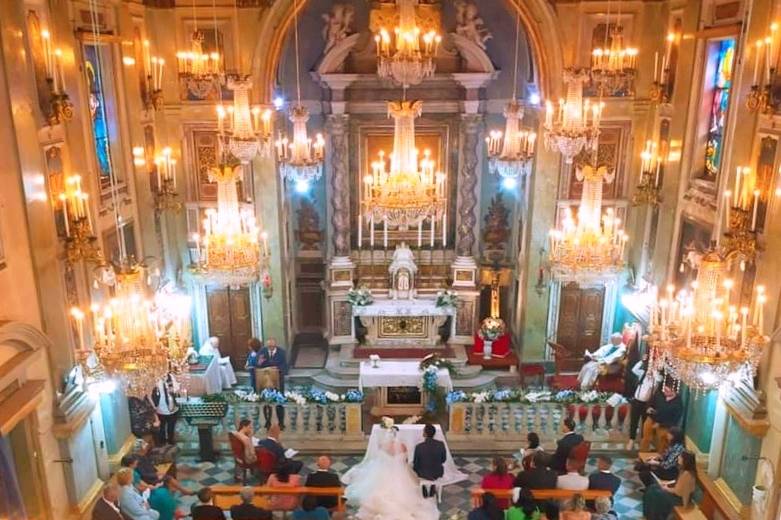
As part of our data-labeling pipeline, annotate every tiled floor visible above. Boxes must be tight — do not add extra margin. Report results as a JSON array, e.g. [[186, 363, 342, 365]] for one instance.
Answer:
[[172, 453, 644, 519]]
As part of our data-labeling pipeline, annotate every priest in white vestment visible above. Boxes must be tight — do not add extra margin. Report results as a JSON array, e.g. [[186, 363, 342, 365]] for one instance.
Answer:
[[200, 337, 237, 389], [577, 332, 626, 390]]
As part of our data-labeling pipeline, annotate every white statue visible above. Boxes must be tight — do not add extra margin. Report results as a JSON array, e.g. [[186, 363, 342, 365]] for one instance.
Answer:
[[389, 243, 417, 300], [454, 0, 492, 49], [322, 3, 355, 54]]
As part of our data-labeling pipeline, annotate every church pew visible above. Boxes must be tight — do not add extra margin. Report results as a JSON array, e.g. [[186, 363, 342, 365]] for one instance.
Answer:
[[673, 505, 708, 519], [210, 484, 345, 512], [471, 488, 611, 506]]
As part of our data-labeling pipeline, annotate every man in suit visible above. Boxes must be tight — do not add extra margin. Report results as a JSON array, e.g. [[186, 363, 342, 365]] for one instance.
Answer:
[[92, 483, 123, 520], [305, 455, 341, 509], [588, 455, 621, 507], [258, 338, 289, 429], [413, 423, 447, 498], [513, 451, 558, 490], [230, 487, 272, 520], [190, 487, 227, 520], [550, 418, 584, 473], [257, 424, 304, 474]]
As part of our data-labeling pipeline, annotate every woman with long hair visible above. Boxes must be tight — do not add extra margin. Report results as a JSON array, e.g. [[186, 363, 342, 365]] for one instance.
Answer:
[[480, 457, 515, 509], [642, 450, 697, 520]]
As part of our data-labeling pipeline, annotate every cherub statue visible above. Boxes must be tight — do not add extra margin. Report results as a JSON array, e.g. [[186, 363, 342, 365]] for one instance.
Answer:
[[454, 0, 492, 49], [322, 3, 356, 54]]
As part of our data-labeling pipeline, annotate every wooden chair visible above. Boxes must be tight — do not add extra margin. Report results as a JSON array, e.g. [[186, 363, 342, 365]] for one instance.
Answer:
[[256, 446, 277, 484], [471, 488, 611, 507], [568, 441, 591, 473], [228, 432, 255, 484], [547, 341, 580, 390]]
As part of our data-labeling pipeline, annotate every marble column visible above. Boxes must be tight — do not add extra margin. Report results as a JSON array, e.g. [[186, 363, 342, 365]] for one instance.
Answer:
[[456, 114, 482, 258], [328, 114, 351, 257]]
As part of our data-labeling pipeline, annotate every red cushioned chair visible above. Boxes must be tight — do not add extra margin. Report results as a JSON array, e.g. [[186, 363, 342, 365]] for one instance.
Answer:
[[569, 441, 591, 473], [256, 446, 277, 484], [228, 432, 255, 484]]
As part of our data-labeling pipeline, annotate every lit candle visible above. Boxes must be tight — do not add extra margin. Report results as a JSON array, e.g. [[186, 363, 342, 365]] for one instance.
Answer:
[[442, 212, 447, 247], [752, 189, 760, 230], [754, 40, 763, 86], [383, 218, 388, 248], [358, 214, 362, 247], [370, 216, 374, 248], [654, 51, 659, 82], [734, 167, 742, 206], [430, 216, 435, 247], [418, 220, 423, 247]]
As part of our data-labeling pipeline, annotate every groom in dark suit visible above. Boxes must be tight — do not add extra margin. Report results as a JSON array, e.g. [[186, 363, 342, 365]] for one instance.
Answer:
[[413, 424, 447, 498], [258, 338, 289, 429]]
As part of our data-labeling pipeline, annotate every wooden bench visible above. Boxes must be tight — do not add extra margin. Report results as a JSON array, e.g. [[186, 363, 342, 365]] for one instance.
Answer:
[[674, 505, 708, 519], [211, 484, 345, 512], [471, 488, 612, 507]]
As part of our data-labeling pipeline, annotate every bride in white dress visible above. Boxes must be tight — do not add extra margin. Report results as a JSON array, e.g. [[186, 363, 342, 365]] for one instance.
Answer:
[[343, 426, 440, 520]]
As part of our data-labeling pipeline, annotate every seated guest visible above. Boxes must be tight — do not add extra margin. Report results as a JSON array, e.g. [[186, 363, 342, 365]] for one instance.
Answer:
[[92, 483, 123, 520], [200, 337, 237, 389], [468, 492, 503, 520], [133, 440, 193, 496], [514, 452, 558, 490], [505, 488, 542, 520], [640, 381, 683, 452], [591, 497, 617, 520], [560, 494, 591, 520], [148, 477, 181, 520], [642, 451, 696, 520], [577, 333, 626, 390], [588, 455, 621, 497], [245, 338, 262, 392], [557, 458, 589, 491], [191, 487, 226, 520], [121, 455, 149, 491], [551, 419, 584, 473], [480, 457, 514, 509], [117, 468, 160, 520], [266, 466, 302, 511], [304, 455, 341, 509], [636, 426, 685, 487], [234, 418, 259, 465], [258, 424, 304, 474], [291, 496, 330, 520], [230, 487, 271, 520], [518, 432, 544, 471]]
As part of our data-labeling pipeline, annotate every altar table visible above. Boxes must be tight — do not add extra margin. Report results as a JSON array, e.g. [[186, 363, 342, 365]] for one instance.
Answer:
[[353, 298, 455, 347], [356, 424, 467, 486], [181, 355, 222, 396], [358, 360, 453, 392]]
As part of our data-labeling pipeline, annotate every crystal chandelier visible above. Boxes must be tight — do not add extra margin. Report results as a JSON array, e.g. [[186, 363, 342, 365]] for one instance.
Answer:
[[361, 100, 446, 236], [485, 15, 536, 180], [632, 139, 663, 207], [374, 0, 441, 88], [591, 23, 638, 96], [647, 249, 768, 391], [276, 0, 325, 185], [176, 30, 222, 79], [544, 69, 603, 164], [190, 164, 270, 287], [548, 157, 628, 276], [58, 174, 102, 264], [216, 78, 273, 164]]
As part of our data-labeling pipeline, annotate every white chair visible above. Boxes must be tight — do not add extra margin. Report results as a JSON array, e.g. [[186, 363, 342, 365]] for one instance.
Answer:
[[419, 479, 442, 503]]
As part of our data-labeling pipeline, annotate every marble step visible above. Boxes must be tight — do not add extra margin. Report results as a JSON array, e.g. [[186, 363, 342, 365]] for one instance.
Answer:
[[299, 369, 507, 391]]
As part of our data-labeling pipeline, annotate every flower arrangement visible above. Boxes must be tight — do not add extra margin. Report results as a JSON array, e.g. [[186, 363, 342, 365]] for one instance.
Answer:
[[419, 353, 458, 376], [479, 316, 506, 340], [344, 389, 365, 403], [444, 387, 613, 405], [380, 416, 395, 429], [261, 271, 273, 299], [419, 354, 458, 415], [231, 386, 365, 404], [346, 286, 373, 306], [260, 388, 287, 404], [435, 289, 458, 308]]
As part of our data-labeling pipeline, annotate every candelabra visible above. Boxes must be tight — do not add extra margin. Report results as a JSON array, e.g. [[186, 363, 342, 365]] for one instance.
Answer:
[[176, 30, 223, 99], [361, 100, 447, 245], [41, 29, 73, 125], [153, 147, 182, 212], [719, 167, 766, 269], [58, 174, 102, 264], [650, 32, 678, 104], [216, 78, 273, 164], [142, 40, 165, 111], [632, 140, 663, 207], [747, 24, 779, 113], [647, 249, 768, 391], [543, 69, 603, 164], [591, 25, 638, 96], [374, 0, 441, 88]]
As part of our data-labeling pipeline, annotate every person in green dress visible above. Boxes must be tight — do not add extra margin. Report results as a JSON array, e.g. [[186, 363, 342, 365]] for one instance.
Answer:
[[148, 477, 180, 520], [505, 488, 541, 520]]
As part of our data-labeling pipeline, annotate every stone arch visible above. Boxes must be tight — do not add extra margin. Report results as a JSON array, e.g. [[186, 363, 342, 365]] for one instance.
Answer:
[[0, 321, 50, 387], [251, 0, 565, 102]]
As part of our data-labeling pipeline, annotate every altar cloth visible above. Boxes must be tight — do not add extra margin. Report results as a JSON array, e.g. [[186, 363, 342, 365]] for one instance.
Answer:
[[180, 356, 222, 396], [352, 298, 455, 317], [358, 360, 453, 392]]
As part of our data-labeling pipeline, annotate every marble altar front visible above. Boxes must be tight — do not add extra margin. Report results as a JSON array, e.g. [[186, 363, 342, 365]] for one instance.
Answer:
[[353, 298, 455, 347]]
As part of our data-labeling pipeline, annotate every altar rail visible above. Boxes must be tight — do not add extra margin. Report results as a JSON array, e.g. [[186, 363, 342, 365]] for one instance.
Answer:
[[177, 402, 365, 454], [447, 402, 631, 450]]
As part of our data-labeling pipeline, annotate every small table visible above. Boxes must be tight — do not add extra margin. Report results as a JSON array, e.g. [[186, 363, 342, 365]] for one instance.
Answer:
[[359, 360, 453, 416], [181, 355, 221, 396]]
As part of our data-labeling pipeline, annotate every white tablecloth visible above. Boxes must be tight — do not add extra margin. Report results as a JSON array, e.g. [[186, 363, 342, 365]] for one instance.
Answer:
[[352, 298, 455, 317], [346, 424, 466, 487], [181, 356, 222, 396], [358, 361, 453, 392]]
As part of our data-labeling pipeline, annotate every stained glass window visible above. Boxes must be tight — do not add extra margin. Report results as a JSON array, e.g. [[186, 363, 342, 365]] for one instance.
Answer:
[[702, 38, 736, 179], [83, 43, 120, 187]]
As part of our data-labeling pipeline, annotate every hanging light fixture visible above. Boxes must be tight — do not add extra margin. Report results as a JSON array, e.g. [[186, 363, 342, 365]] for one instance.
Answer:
[[175, 0, 222, 81], [631, 139, 663, 207], [276, 0, 326, 186], [216, 79, 273, 164], [485, 14, 537, 180], [190, 163, 270, 288], [361, 100, 447, 244], [590, 1, 638, 96], [548, 150, 628, 276], [374, 0, 441, 88], [647, 249, 768, 391], [543, 69, 603, 164]]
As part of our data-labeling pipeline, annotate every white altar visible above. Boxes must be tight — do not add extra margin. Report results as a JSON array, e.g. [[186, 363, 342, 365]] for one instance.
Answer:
[[359, 360, 453, 415], [353, 298, 455, 347]]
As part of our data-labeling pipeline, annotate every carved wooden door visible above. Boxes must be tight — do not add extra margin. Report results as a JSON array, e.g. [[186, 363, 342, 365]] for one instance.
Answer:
[[207, 286, 252, 370], [556, 283, 605, 371]]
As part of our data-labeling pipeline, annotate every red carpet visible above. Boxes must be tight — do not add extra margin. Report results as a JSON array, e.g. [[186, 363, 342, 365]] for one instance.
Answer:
[[466, 350, 519, 368], [353, 346, 455, 359]]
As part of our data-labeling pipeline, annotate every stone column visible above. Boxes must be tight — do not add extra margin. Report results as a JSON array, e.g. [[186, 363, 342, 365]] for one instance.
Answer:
[[456, 114, 482, 257], [328, 114, 351, 257]]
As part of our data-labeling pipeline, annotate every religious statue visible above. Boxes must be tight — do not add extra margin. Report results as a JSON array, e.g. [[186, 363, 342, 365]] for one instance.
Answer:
[[454, 0, 492, 49], [388, 242, 417, 300], [322, 3, 355, 54], [482, 193, 511, 261], [296, 199, 322, 250]]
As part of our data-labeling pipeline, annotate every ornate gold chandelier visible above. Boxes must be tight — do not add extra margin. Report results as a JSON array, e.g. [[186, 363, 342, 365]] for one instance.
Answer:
[[176, 30, 222, 79], [59, 174, 102, 264], [216, 78, 273, 164], [632, 139, 663, 207], [190, 164, 269, 287], [548, 158, 628, 276], [590, 22, 638, 95], [361, 100, 446, 237], [647, 249, 768, 391], [276, 0, 325, 186], [544, 69, 603, 164], [374, 0, 441, 88]]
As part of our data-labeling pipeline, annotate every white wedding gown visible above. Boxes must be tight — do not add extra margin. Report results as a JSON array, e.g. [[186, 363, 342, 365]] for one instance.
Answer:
[[343, 434, 440, 520]]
